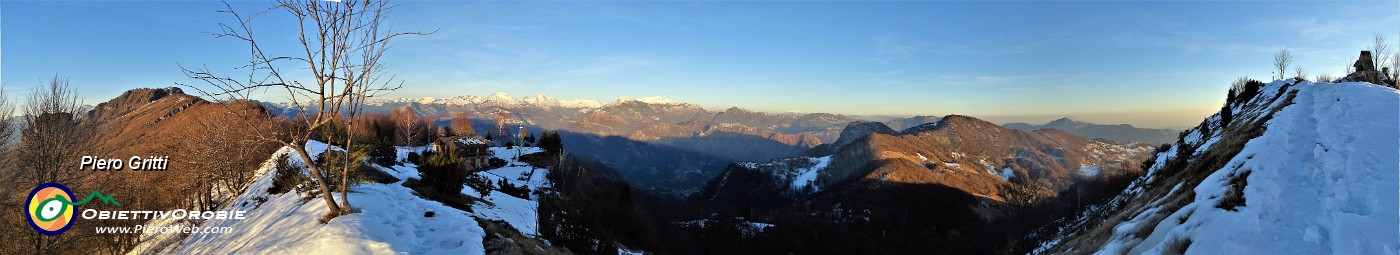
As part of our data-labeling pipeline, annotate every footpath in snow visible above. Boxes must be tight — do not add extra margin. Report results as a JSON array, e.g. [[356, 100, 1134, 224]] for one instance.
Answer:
[[1093, 81, 1400, 254], [136, 142, 556, 255], [165, 141, 487, 255]]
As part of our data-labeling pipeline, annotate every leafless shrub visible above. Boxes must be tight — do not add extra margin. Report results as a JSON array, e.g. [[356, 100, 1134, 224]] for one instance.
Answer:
[[178, 0, 432, 217], [1373, 33, 1392, 72], [1274, 48, 1291, 80], [6, 74, 96, 255]]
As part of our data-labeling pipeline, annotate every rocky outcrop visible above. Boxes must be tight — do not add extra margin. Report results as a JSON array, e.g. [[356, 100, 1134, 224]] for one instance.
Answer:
[[1343, 51, 1395, 86], [85, 87, 194, 123]]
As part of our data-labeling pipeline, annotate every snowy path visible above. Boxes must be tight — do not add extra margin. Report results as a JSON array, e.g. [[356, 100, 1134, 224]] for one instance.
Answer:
[[156, 145, 489, 255], [1096, 82, 1400, 255]]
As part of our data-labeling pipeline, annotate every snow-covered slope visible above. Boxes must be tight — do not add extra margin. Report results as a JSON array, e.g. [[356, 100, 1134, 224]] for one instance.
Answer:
[[133, 142, 555, 255], [152, 142, 486, 255], [463, 146, 550, 236], [733, 156, 834, 193], [1034, 80, 1399, 254]]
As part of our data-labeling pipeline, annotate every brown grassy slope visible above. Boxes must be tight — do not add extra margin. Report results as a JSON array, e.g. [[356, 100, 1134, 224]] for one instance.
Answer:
[[0, 88, 281, 255], [823, 115, 1151, 205], [78, 88, 279, 207]]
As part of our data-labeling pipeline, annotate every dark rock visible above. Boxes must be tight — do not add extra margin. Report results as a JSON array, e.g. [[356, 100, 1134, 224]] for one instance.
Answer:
[[1354, 51, 1376, 72], [1343, 50, 1393, 85]]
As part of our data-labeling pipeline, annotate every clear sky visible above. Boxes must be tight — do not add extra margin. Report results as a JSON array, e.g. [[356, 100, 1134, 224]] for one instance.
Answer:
[[3, 0, 1398, 128]]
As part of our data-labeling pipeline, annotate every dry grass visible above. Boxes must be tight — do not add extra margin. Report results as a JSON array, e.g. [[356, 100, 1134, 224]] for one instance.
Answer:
[[1217, 170, 1251, 211], [1163, 236, 1193, 255], [478, 219, 570, 255]]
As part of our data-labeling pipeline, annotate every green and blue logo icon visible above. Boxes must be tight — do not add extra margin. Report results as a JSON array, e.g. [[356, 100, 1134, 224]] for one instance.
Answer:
[[25, 182, 120, 236]]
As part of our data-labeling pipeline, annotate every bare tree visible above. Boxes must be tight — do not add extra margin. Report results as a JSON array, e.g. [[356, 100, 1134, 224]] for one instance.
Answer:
[[1373, 33, 1392, 72], [1229, 76, 1251, 93], [10, 74, 93, 255], [183, 102, 276, 198], [495, 111, 508, 142], [1274, 47, 1292, 80], [1315, 74, 1336, 83], [393, 107, 423, 146], [0, 85, 16, 153], [1294, 67, 1307, 81], [1392, 53, 1400, 82], [451, 112, 474, 137], [179, 0, 430, 216], [0, 83, 16, 204], [16, 75, 89, 186]]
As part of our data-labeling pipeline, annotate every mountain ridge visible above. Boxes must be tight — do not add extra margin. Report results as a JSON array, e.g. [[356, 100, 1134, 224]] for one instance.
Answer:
[[1004, 117, 1181, 145], [689, 113, 1153, 253]]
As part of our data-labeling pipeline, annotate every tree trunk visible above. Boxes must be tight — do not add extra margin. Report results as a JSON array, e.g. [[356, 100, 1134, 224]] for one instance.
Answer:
[[293, 146, 342, 214], [340, 126, 353, 211]]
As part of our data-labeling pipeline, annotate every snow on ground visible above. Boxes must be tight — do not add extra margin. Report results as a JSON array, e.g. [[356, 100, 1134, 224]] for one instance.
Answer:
[[304, 140, 342, 157], [1090, 81, 1400, 254], [618, 247, 646, 255], [1077, 166, 1100, 176], [738, 221, 776, 238], [997, 167, 1016, 181], [676, 218, 776, 239], [165, 143, 488, 255], [678, 219, 712, 229], [790, 156, 832, 192], [465, 146, 549, 236], [139, 143, 558, 255], [395, 145, 430, 162], [735, 155, 836, 193], [471, 190, 539, 236]]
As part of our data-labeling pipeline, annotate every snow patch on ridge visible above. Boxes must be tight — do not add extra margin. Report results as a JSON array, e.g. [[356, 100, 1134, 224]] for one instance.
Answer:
[[1078, 165, 1101, 176], [790, 156, 832, 192], [997, 167, 1015, 181]]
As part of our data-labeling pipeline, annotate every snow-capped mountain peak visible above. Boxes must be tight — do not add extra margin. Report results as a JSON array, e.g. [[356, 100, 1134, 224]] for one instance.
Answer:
[[521, 93, 559, 107], [416, 97, 437, 104], [480, 92, 518, 104], [557, 98, 604, 108], [367, 92, 680, 109], [611, 96, 684, 105], [636, 96, 681, 105]]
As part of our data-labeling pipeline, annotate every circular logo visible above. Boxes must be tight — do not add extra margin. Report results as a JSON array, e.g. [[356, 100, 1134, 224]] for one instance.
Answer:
[[26, 182, 75, 236]]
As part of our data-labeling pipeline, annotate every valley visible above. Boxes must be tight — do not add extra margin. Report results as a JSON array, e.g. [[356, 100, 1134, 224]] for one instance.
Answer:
[[3, 0, 1397, 254]]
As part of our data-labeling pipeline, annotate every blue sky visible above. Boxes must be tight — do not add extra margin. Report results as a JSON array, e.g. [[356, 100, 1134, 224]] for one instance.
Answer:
[[3, 0, 1398, 128]]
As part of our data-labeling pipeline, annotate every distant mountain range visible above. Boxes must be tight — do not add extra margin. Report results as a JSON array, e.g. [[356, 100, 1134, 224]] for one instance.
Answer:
[[690, 115, 1154, 253], [99, 88, 1207, 254], [263, 92, 943, 194], [261, 92, 1179, 195], [1003, 117, 1181, 145], [266, 92, 855, 144]]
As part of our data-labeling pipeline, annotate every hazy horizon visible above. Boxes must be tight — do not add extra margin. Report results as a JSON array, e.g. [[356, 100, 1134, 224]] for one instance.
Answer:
[[3, 1, 1396, 128], [354, 89, 1208, 129]]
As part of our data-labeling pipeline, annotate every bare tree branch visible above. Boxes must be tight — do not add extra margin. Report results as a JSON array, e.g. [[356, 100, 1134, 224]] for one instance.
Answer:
[[178, 0, 431, 217], [1274, 47, 1291, 81]]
